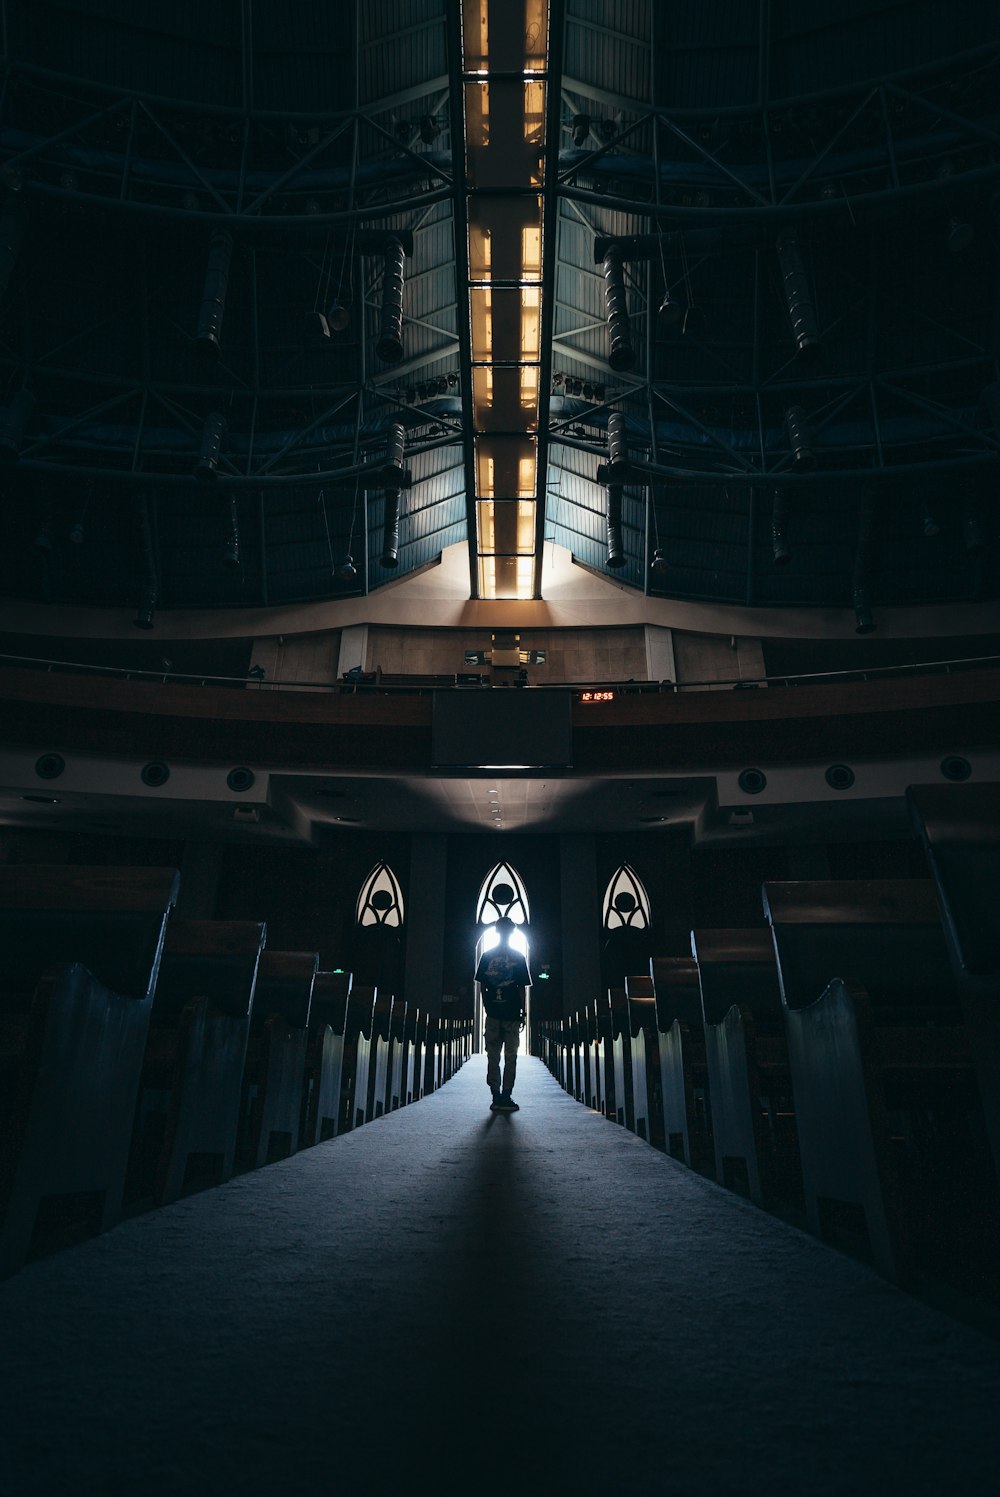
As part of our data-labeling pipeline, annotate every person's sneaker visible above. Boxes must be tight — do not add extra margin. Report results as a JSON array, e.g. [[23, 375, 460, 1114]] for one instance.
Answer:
[[497, 1093, 519, 1112], [490, 1088, 502, 1110]]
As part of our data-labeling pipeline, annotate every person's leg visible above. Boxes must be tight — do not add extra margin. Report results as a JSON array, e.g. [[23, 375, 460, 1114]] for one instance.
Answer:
[[484, 1015, 502, 1096], [500, 1020, 520, 1096]]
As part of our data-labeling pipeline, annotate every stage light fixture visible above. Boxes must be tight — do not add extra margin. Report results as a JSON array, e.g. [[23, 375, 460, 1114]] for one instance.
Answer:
[[657, 289, 683, 327], [419, 115, 441, 144], [327, 297, 351, 332], [571, 114, 590, 147], [650, 546, 668, 573], [337, 553, 357, 580]]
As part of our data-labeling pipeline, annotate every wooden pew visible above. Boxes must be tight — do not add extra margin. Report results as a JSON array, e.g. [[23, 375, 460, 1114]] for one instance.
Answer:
[[583, 997, 602, 1113], [367, 991, 394, 1121], [129, 918, 266, 1207], [402, 1003, 420, 1106], [624, 974, 657, 1144], [594, 989, 616, 1120], [345, 984, 376, 1128], [690, 929, 802, 1211], [762, 879, 999, 1294], [906, 783, 1000, 1192], [237, 950, 318, 1171], [650, 957, 714, 1174], [302, 969, 352, 1147], [609, 987, 633, 1128], [388, 996, 407, 1111], [0, 865, 179, 1277]]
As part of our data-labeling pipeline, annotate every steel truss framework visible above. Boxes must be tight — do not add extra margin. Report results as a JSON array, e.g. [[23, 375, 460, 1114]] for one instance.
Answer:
[[544, 22, 1000, 606], [0, 3, 997, 612]]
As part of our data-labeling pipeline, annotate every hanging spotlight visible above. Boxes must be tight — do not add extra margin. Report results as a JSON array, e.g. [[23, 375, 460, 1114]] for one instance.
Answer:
[[195, 410, 227, 481], [418, 115, 441, 144], [571, 114, 591, 147], [327, 296, 351, 332], [0, 388, 36, 462], [597, 118, 618, 143], [394, 120, 416, 147], [337, 553, 357, 580], [602, 247, 635, 372], [657, 288, 683, 327], [784, 406, 815, 470], [376, 237, 405, 364], [946, 214, 974, 253], [195, 230, 234, 358], [304, 309, 331, 343], [223, 494, 241, 568], [771, 488, 790, 564], [650, 546, 668, 573], [775, 232, 821, 359]]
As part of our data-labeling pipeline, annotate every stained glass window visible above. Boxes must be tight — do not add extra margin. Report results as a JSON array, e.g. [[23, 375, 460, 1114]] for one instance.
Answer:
[[356, 862, 405, 928], [602, 864, 650, 931], [476, 861, 530, 926]]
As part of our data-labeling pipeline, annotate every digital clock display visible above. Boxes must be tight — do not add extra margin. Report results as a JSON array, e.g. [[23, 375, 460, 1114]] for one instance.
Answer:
[[579, 690, 615, 703]]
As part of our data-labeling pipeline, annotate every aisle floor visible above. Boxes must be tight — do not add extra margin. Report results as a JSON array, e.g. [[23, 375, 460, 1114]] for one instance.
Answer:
[[2, 1056, 999, 1496]]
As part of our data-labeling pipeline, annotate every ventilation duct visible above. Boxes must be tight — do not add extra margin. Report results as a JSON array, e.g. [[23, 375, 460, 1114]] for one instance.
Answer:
[[602, 249, 635, 372], [0, 388, 36, 461], [195, 410, 227, 480], [0, 210, 24, 302], [784, 405, 815, 470], [605, 484, 625, 568], [195, 231, 234, 358], [380, 421, 406, 567], [771, 488, 790, 564], [134, 496, 158, 630], [376, 238, 406, 364], [775, 232, 821, 359]]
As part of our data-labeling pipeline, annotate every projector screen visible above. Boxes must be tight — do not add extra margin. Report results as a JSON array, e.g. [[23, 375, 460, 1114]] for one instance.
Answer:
[[431, 690, 573, 768]]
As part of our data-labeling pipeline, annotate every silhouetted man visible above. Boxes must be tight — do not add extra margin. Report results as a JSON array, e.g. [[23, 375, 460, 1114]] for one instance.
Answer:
[[476, 916, 530, 1112]]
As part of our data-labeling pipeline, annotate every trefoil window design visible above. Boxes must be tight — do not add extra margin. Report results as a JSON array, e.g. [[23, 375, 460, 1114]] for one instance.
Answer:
[[602, 864, 650, 931], [476, 862, 529, 955], [356, 862, 404, 927]]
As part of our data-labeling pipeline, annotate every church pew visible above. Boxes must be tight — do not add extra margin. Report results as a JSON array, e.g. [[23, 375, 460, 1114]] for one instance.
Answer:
[[344, 985, 376, 1128], [762, 880, 1000, 1294], [388, 997, 407, 1111], [690, 929, 802, 1211], [301, 969, 352, 1146], [410, 1007, 428, 1102], [237, 950, 318, 1170], [609, 987, 633, 1129], [402, 1003, 420, 1106], [651, 957, 714, 1174], [906, 783, 1000, 1196], [594, 989, 616, 1121], [584, 996, 602, 1113], [624, 974, 657, 1144], [367, 992, 394, 1121], [128, 918, 266, 1207], [0, 865, 179, 1277]]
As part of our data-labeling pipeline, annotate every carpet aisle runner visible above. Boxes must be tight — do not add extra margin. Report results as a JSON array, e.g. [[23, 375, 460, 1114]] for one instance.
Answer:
[[2, 1057, 998, 1497]]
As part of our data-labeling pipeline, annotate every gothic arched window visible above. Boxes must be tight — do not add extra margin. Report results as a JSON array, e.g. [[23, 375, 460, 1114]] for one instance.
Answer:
[[356, 862, 405, 928], [476, 861, 530, 927], [602, 864, 650, 931]]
